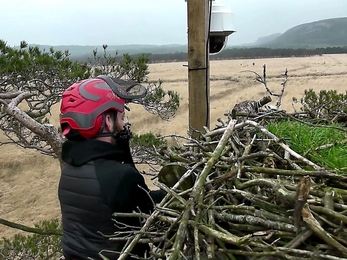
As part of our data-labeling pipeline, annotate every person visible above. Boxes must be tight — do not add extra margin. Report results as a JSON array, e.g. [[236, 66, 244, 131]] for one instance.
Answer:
[[58, 75, 166, 260]]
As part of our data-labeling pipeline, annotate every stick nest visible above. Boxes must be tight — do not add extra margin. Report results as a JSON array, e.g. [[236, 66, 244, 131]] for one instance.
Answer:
[[113, 109, 347, 260]]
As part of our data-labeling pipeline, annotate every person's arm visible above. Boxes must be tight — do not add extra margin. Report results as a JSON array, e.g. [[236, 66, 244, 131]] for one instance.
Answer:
[[149, 190, 167, 204], [116, 138, 136, 168], [119, 168, 156, 214]]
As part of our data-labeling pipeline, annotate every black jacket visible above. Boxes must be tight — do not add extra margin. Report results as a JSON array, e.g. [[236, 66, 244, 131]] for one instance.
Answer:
[[58, 139, 165, 260]]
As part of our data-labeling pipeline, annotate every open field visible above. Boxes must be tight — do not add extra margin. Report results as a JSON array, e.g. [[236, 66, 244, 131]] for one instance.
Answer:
[[1, 54, 347, 238]]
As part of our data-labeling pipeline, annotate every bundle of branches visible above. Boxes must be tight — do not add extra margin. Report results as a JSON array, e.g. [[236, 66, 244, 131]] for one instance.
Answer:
[[110, 111, 347, 260]]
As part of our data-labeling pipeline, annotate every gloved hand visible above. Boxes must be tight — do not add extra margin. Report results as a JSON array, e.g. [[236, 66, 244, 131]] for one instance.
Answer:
[[112, 112, 135, 165], [116, 138, 135, 167]]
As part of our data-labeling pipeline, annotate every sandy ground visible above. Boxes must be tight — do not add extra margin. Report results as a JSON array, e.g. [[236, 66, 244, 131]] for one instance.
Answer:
[[1, 54, 347, 238]]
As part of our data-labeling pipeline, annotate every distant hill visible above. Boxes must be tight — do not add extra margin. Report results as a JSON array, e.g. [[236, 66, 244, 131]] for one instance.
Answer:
[[257, 17, 347, 49], [252, 33, 282, 46], [13, 17, 347, 58]]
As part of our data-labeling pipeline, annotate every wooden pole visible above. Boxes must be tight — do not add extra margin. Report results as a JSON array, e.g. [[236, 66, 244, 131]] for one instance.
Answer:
[[187, 0, 210, 137]]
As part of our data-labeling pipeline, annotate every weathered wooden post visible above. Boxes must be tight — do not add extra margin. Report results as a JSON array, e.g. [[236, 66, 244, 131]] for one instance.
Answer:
[[186, 0, 210, 137]]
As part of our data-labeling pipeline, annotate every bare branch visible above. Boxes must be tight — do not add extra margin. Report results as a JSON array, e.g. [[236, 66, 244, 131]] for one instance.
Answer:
[[0, 91, 24, 99], [0, 217, 62, 236], [242, 64, 288, 110], [1, 97, 63, 164]]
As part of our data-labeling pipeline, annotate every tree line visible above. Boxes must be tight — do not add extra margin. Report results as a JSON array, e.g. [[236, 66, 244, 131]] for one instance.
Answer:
[[73, 46, 347, 64]]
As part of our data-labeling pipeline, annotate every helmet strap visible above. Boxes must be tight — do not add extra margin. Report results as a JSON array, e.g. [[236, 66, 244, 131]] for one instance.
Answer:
[[98, 114, 107, 135], [96, 126, 132, 140], [96, 113, 132, 141]]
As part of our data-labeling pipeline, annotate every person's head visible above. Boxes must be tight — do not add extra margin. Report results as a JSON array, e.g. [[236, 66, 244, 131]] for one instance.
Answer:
[[93, 109, 126, 144], [59, 76, 147, 144]]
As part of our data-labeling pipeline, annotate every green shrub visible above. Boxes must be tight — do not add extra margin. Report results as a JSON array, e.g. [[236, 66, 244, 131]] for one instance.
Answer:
[[293, 89, 347, 118], [0, 219, 62, 260]]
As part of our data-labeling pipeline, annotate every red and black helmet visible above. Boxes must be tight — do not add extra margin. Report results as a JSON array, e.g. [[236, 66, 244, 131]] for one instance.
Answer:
[[60, 75, 147, 139]]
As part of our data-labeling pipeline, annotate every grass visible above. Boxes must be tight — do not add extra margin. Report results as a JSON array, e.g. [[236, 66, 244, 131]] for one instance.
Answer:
[[268, 120, 347, 171]]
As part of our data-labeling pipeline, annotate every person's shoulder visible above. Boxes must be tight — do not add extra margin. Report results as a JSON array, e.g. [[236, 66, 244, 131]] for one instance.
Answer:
[[95, 158, 143, 182], [119, 164, 144, 183], [95, 157, 131, 169]]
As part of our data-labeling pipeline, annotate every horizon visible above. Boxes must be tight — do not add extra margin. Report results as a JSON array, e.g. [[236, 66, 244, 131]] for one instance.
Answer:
[[13, 15, 347, 49], [1, 0, 347, 47]]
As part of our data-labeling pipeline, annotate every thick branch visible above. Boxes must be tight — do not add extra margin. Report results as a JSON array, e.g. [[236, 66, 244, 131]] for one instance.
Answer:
[[2, 93, 63, 165], [0, 217, 62, 236]]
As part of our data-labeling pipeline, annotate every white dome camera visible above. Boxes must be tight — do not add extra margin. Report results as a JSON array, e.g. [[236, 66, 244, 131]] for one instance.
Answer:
[[209, 0, 236, 55]]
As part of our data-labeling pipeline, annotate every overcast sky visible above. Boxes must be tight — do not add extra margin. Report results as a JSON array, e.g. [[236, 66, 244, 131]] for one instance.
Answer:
[[1, 0, 346, 47]]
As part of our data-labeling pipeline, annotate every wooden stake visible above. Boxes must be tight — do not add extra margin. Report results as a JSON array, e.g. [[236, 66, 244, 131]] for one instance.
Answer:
[[187, 0, 210, 137]]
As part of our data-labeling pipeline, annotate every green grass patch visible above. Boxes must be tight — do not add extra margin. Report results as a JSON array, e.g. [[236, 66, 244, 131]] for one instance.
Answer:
[[267, 120, 347, 171]]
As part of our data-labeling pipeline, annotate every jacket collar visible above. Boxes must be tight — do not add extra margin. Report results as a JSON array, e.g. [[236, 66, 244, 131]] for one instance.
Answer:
[[61, 139, 126, 166]]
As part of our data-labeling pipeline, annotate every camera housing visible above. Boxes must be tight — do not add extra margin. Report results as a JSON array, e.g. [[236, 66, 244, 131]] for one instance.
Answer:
[[209, 0, 236, 55]]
